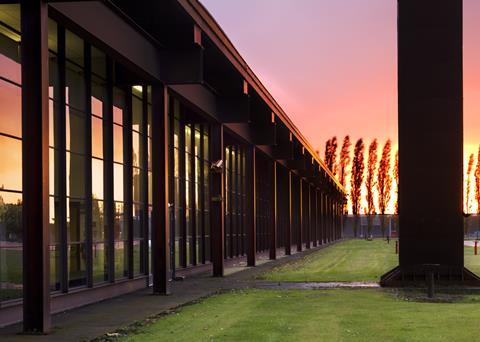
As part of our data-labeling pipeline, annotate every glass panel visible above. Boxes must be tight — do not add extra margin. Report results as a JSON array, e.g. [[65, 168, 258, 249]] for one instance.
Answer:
[[0, 135, 22, 191], [132, 94, 143, 133], [92, 158, 104, 200], [67, 152, 86, 199], [0, 191, 22, 301], [66, 30, 84, 67], [132, 131, 140, 168], [113, 124, 123, 163], [114, 202, 127, 279], [148, 171, 152, 206], [92, 200, 107, 283], [148, 137, 152, 171], [0, 79, 21, 137], [48, 19, 57, 53], [49, 196, 61, 291], [114, 163, 124, 202], [133, 203, 143, 275], [133, 167, 141, 203], [49, 147, 60, 197], [66, 61, 86, 112], [0, 6, 21, 85], [92, 116, 103, 158], [66, 107, 86, 154], [147, 104, 152, 138], [91, 80, 105, 118], [67, 198, 86, 288], [91, 46, 106, 79], [113, 88, 125, 125]]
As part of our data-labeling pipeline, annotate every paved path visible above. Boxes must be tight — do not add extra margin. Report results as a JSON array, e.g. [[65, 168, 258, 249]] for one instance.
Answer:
[[0, 242, 341, 342]]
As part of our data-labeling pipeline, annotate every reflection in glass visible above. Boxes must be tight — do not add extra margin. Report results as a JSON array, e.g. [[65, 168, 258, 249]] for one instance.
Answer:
[[0, 80, 21, 137], [114, 202, 127, 279], [66, 30, 84, 67], [132, 131, 140, 168], [66, 61, 86, 111], [0, 135, 22, 191], [66, 107, 86, 154], [92, 158, 104, 200], [0, 6, 21, 85], [67, 198, 86, 287], [132, 95, 143, 133], [92, 116, 103, 158], [67, 152, 86, 199], [114, 163, 124, 202], [92, 200, 107, 283], [49, 196, 61, 291], [0, 191, 22, 301], [113, 124, 123, 163]]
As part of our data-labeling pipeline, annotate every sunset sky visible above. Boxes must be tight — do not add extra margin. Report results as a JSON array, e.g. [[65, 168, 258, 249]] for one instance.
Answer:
[[201, 0, 480, 213]]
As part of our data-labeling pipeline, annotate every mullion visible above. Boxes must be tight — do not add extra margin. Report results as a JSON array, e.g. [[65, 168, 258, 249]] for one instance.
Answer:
[[199, 125, 205, 264], [240, 147, 245, 256], [189, 123, 196, 266], [57, 25, 68, 293], [104, 57, 115, 283], [235, 145, 240, 257], [228, 146, 233, 258], [141, 86, 149, 275], [178, 118, 186, 268], [124, 87, 134, 279]]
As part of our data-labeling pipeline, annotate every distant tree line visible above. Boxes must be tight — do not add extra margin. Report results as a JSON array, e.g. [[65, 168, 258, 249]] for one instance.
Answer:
[[324, 136, 397, 237]]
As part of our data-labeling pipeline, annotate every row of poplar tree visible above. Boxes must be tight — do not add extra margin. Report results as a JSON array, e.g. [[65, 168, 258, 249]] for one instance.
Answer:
[[322, 136, 398, 236], [322, 137, 400, 229]]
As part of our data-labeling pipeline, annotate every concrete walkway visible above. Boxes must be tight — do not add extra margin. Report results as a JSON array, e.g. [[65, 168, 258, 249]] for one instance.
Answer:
[[0, 242, 340, 342]]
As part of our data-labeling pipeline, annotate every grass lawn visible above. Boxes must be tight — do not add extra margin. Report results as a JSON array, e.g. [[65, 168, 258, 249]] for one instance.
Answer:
[[464, 246, 480, 275], [260, 239, 399, 282], [117, 288, 480, 341]]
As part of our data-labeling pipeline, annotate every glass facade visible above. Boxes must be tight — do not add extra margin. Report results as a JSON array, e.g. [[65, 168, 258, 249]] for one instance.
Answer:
[[171, 99, 211, 269], [0, 4, 22, 303]]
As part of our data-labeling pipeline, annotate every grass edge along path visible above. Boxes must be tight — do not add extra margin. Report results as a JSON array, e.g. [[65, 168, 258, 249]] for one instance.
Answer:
[[103, 288, 480, 342], [259, 239, 399, 283]]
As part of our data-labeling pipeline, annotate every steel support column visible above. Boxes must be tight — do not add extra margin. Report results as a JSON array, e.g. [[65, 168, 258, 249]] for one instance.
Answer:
[[151, 84, 170, 294], [297, 177, 303, 252], [246, 146, 256, 266], [21, 0, 51, 333], [269, 161, 277, 260], [210, 124, 225, 276], [285, 171, 292, 255]]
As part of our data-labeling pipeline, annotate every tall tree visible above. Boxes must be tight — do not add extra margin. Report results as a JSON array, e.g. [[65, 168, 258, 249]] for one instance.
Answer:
[[377, 140, 392, 237], [324, 136, 338, 175], [365, 139, 378, 237], [475, 146, 480, 214], [466, 153, 475, 214], [394, 151, 399, 215], [351, 139, 365, 237], [338, 135, 352, 188]]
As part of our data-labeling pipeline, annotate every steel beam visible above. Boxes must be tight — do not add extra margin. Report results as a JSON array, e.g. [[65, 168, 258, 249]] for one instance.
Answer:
[[151, 84, 170, 294], [21, 0, 51, 333], [210, 124, 225, 276]]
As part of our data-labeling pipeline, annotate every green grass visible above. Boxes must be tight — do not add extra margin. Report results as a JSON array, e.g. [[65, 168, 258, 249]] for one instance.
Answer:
[[260, 239, 399, 282], [464, 246, 480, 275], [117, 288, 480, 342]]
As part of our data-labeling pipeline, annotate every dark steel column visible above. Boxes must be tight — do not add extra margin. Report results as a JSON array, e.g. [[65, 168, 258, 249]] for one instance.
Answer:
[[199, 125, 205, 264], [178, 119, 186, 267], [285, 171, 292, 255], [313, 188, 318, 247], [124, 88, 134, 279], [397, 0, 464, 275], [151, 84, 170, 294], [210, 124, 225, 276], [270, 161, 277, 260], [21, 0, 51, 332], [297, 178, 303, 252], [189, 124, 196, 265], [246, 147, 256, 266]]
